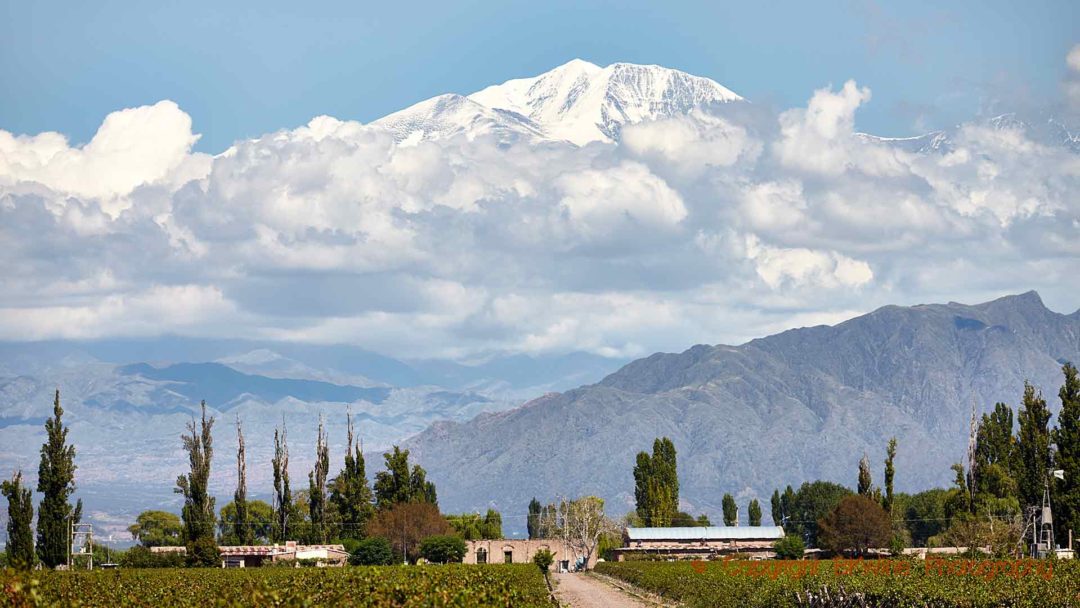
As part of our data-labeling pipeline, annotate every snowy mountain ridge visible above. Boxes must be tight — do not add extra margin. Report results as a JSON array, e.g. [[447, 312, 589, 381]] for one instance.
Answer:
[[373, 59, 744, 146]]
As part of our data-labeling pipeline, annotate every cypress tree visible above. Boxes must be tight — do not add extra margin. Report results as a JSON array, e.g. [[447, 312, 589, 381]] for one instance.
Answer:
[[857, 454, 873, 496], [722, 494, 737, 526], [272, 420, 292, 542], [36, 389, 81, 568], [1016, 382, 1052, 509], [883, 438, 897, 513], [308, 416, 329, 543], [771, 490, 782, 526], [748, 499, 762, 526], [1053, 363, 1080, 542], [527, 498, 542, 539], [175, 401, 217, 565], [233, 415, 252, 545], [2, 471, 35, 569], [330, 412, 375, 540]]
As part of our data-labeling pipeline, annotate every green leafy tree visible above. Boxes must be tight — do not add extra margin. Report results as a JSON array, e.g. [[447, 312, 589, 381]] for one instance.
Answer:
[[175, 401, 217, 565], [418, 534, 466, 563], [748, 499, 762, 526], [527, 498, 542, 539], [373, 446, 436, 509], [218, 500, 274, 544], [781, 486, 795, 526], [36, 390, 82, 568], [533, 548, 554, 574], [482, 509, 502, 539], [974, 403, 1019, 505], [2, 471, 35, 569], [308, 417, 330, 542], [128, 510, 183, 547], [632, 437, 679, 527], [773, 534, 805, 559], [903, 488, 950, 547], [818, 495, 892, 556], [1053, 362, 1080, 544], [722, 494, 737, 526], [330, 412, 375, 541], [788, 481, 852, 547], [1016, 381, 1053, 509], [883, 438, 897, 513], [271, 421, 294, 542], [857, 454, 873, 497], [770, 490, 782, 526], [349, 537, 394, 565]]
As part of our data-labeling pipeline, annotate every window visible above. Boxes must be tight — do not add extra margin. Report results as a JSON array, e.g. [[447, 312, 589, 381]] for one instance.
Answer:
[[476, 548, 487, 564], [504, 550, 513, 564]]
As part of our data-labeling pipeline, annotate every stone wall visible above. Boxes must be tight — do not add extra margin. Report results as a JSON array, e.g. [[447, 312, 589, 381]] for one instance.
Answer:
[[463, 539, 598, 570]]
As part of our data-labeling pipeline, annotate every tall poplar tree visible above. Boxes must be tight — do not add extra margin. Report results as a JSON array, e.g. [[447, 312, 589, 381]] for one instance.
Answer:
[[857, 454, 873, 496], [2, 471, 35, 569], [1053, 363, 1080, 541], [748, 499, 762, 526], [36, 390, 81, 568], [632, 437, 679, 526], [883, 438, 897, 513], [330, 412, 374, 540], [1016, 382, 1052, 509], [175, 401, 217, 565], [272, 420, 292, 542], [308, 416, 330, 542], [527, 498, 542, 539], [770, 490, 782, 526], [233, 415, 252, 545], [722, 493, 737, 526], [373, 446, 437, 509]]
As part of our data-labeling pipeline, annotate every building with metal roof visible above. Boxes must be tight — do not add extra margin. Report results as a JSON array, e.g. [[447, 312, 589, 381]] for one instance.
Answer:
[[616, 526, 785, 561]]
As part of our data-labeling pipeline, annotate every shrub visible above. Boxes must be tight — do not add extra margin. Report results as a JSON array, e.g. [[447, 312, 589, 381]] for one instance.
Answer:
[[419, 535, 467, 564], [187, 536, 220, 567], [350, 537, 395, 566], [533, 548, 554, 573], [117, 546, 187, 568], [773, 534, 805, 559]]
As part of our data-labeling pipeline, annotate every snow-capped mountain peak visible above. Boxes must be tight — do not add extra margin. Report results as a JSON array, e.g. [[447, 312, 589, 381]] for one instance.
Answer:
[[469, 60, 744, 145], [371, 93, 547, 146]]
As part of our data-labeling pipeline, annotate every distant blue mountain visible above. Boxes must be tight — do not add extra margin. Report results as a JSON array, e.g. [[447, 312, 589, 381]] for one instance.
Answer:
[[119, 362, 391, 407]]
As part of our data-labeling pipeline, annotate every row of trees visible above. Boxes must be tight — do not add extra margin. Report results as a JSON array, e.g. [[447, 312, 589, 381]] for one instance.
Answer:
[[2, 391, 82, 570]]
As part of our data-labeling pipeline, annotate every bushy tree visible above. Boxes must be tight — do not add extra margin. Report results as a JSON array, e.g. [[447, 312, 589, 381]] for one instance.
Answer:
[[722, 494, 737, 526], [773, 534, 805, 559], [533, 548, 554, 574], [366, 501, 451, 563], [218, 500, 274, 544], [36, 390, 82, 568], [175, 401, 217, 565], [419, 535, 466, 563], [128, 510, 183, 547], [788, 481, 852, 547], [349, 537, 394, 565], [330, 412, 375, 540], [1053, 363, 1080, 542], [373, 446, 437, 509], [817, 495, 891, 556], [633, 437, 679, 527], [903, 488, 949, 547], [1016, 381, 1052, 509], [748, 499, 762, 526], [974, 403, 1019, 507], [2, 471, 35, 569]]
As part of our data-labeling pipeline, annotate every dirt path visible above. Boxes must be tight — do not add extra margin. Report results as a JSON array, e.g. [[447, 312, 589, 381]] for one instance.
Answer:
[[552, 572, 668, 608]]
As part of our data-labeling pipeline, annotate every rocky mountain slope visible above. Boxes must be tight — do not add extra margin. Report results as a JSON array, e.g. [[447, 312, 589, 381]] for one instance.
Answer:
[[403, 292, 1080, 524]]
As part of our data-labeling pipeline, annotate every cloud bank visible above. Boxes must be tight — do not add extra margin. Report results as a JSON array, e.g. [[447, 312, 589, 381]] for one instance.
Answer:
[[1, 74, 1078, 359]]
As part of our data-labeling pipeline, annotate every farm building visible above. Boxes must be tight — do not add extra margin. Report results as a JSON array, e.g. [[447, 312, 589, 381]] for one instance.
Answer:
[[613, 526, 785, 560], [462, 539, 597, 570], [151, 541, 348, 567]]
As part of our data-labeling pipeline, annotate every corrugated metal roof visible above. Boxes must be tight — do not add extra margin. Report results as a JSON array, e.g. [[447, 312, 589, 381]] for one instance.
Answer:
[[625, 526, 784, 541]]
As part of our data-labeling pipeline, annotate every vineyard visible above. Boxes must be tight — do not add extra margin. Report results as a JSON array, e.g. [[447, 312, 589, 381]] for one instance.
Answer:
[[596, 559, 1080, 608], [0, 564, 554, 607]]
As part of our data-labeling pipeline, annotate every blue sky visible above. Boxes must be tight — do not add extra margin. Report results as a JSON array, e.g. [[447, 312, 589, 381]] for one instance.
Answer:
[[2, 0, 1077, 152]]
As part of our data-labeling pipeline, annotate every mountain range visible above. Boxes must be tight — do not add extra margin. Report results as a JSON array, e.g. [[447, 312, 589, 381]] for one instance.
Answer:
[[401, 292, 1080, 526]]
